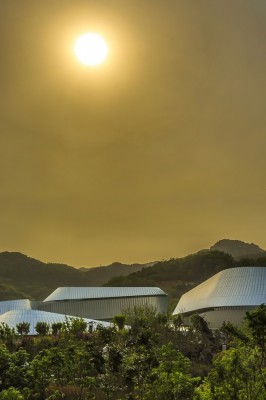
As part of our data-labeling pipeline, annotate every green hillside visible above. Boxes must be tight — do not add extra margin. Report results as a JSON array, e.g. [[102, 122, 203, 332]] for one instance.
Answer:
[[1, 249, 266, 308], [0, 252, 92, 300], [80, 261, 156, 284], [0, 252, 156, 300], [105, 250, 266, 311]]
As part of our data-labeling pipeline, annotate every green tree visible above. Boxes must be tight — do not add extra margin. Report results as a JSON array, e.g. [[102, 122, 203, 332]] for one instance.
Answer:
[[35, 322, 50, 336], [96, 325, 116, 345], [0, 322, 16, 350], [16, 322, 30, 336], [51, 322, 63, 335], [0, 387, 24, 400], [0, 344, 11, 388], [195, 344, 266, 400], [62, 317, 88, 336], [143, 343, 198, 400], [189, 314, 224, 366], [4, 348, 30, 390], [125, 306, 161, 348], [245, 304, 266, 360], [26, 350, 53, 399], [113, 315, 126, 331], [121, 346, 155, 400], [28, 341, 97, 399], [221, 321, 249, 345], [170, 313, 184, 331], [60, 342, 96, 399]]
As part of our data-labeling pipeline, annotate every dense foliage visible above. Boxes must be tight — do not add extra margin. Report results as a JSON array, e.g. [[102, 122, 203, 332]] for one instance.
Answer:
[[0, 306, 265, 399]]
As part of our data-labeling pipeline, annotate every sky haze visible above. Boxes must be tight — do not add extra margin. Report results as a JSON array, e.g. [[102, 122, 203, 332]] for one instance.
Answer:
[[1, 0, 266, 266]]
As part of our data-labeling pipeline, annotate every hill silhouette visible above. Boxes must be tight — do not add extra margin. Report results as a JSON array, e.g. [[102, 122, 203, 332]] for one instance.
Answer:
[[1, 242, 266, 309], [0, 252, 155, 300], [104, 245, 266, 310], [0, 252, 90, 300], [210, 239, 265, 259], [80, 261, 156, 282]]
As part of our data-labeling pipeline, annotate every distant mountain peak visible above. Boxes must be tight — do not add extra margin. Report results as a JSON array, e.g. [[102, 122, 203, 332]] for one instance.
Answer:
[[210, 239, 265, 258]]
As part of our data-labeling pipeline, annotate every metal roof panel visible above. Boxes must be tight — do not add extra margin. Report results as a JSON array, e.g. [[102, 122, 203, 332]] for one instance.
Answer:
[[173, 267, 266, 315], [0, 309, 112, 335], [44, 287, 167, 302]]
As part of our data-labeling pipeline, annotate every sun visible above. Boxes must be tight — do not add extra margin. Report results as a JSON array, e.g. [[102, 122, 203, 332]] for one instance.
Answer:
[[74, 33, 108, 66]]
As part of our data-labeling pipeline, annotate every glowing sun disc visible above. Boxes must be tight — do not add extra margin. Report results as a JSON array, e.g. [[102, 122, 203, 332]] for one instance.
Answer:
[[74, 33, 108, 66]]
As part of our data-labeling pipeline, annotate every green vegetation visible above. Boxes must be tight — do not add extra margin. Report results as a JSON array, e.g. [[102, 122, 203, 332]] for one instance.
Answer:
[[0, 252, 90, 300], [0, 253, 153, 301], [106, 250, 237, 288], [0, 305, 265, 399]]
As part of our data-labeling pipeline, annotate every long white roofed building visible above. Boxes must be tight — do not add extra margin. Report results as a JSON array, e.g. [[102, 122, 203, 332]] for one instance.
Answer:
[[38, 287, 168, 321], [0, 287, 168, 333], [173, 267, 266, 328]]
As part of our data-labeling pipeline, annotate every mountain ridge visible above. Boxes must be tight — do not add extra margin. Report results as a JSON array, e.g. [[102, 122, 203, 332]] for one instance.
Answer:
[[0, 252, 157, 301], [210, 239, 265, 259], [1, 239, 266, 307]]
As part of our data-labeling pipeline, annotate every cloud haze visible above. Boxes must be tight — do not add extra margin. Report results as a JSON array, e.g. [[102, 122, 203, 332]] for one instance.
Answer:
[[1, 0, 266, 266]]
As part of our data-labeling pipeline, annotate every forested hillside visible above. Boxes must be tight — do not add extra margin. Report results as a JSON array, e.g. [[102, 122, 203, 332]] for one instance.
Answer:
[[0, 253, 156, 301], [0, 252, 156, 300], [80, 261, 156, 283], [0, 252, 91, 300], [105, 250, 236, 310], [1, 249, 266, 306], [106, 250, 266, 311]]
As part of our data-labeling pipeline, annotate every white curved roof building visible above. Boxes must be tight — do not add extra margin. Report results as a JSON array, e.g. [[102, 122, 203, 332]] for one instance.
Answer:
[[0, 287, 167, 333], [173, 267, 266, 328], [39, 287, 168, 320], [0, 299, 32, 315], [0, 310, 112, 335], [43, 287, 165, 302]]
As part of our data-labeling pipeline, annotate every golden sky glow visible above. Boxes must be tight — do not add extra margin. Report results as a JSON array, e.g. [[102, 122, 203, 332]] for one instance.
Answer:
[[74, 33, 108, 66], [0, 1, 266, 267]]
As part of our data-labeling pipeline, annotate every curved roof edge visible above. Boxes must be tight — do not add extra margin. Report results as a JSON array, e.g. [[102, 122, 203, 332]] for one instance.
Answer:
[[44, 287, 167, 302], [0, 299, 32, 315], [0, 309, 113, 335], [173, 266, 266, 315]]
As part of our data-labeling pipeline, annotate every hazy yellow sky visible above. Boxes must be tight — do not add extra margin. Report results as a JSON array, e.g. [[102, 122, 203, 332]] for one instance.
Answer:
[[1, 0, 266, 267]]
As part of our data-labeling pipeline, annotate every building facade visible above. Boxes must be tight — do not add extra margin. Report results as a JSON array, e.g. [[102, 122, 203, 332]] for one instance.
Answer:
[[0, 286, 168, 333], [173, 266, 266, 328], [38, 287, 168, 321]]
